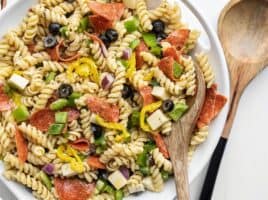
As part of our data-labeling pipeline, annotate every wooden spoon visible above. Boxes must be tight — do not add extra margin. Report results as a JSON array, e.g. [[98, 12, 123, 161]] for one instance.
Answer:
[[200, 0, 268, 199], [164, 63, 206, 200]]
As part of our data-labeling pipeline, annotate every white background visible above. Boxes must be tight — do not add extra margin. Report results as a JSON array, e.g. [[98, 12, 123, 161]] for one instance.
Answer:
[[1, 0, 268, 199]]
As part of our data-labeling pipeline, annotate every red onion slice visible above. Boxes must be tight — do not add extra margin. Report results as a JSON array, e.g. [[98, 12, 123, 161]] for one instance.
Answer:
[[100, 73, 114, 90], [119, 166, 130, 180], [122, 48, 132, 60], [42, 163, 54, 175]]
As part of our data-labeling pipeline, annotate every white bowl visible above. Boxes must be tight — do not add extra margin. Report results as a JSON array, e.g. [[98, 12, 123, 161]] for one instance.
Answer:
[[0, 0, 230, 199]]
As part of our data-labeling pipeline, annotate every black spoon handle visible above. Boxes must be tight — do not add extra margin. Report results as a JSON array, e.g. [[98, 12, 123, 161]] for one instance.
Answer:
[[199, 137, 228, 200]]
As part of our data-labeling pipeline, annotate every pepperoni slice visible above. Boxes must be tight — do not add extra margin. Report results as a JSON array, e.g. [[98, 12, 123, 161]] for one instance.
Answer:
[[152, 133, 169, 159], [30, 108, 55, 132], [63, 107, 80, 122], [163, 46, 181, 62], [87, 156, 106, 169], [164, 29, 190, 50], [197, 84, 217, 128], [135, 41, 149, 69], [212, 94, 227, 119], [139, 86, 155, 106], [0, 93, 12, 111], [158, 56, 177, 81], [55, 178, 94, 200], [70, 138, 90, 152], [88, 2, 125, 21], [15, 128, 28, 164], [89, 15, 113, 34], [87, 96, 119, 122]]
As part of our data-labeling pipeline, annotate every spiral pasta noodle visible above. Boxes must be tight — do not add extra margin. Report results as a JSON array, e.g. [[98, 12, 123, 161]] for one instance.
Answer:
[[136, 0, 153, 32]]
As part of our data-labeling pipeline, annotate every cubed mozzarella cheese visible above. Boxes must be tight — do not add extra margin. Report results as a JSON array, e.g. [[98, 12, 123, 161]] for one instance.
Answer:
[[8, 74, 29, 90], [108, 170, 128, 190], [147, 109, 169, 130], [151, 86, 170, 100], [61, 164, 77, 177]]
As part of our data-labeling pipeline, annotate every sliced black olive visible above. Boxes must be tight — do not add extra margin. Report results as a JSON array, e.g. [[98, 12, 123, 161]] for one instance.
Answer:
[[152, 20, 165, 34], [161, 99, 174, 112], [98, 169, 109, 180], [105, 29, 118, 42], [48, 23, 61, 35], [156, 32, 168, 42], [99, 33, 110, 47], [58, 84, 73, 98], [122, 84, 133, 99], [91, 123, 103, 139], [43, 35, 57, 48]]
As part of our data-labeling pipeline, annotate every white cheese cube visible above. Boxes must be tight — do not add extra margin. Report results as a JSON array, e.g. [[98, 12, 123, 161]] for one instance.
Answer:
[[61, 164, 77, 177], [108, 170, 128, 190], [8, 74, 29, 90], [147, 109, 169, 130], [151, 86, 170, 100], [123, 0, 136, 9]]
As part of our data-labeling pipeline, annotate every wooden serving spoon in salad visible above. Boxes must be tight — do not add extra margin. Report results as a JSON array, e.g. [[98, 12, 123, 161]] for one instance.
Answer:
[[200, 0, 268, 199], [164, 63, 206, 200]]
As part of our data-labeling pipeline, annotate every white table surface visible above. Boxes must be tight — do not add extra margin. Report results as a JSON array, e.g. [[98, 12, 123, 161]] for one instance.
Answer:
[[1, 0, 268, 199]]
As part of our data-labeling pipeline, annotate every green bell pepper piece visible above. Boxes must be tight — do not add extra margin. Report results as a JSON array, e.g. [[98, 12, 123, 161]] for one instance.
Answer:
[[59, 26, 68, 37], [142, 33, 157, 48], [149, 79, 160, 87], [48, 123, 65, 135], [137, 152, 148, 167], [173, 62, 183, 78], [129, 39, 140, 50], [45, 72, 56, 84], [50, 99, 68, 111], [96, 179, 107, 192], [124, 17, 139, 33], [39, 171, 52, 190], [161, 170, 169, 181], [12, 105, 30, 122], [150, 45, 162, 56], [168, 102, 189, 121], [140, 166, 150, 176], [128, 110, 140, 129], [78, 17, 89, 33], [67, 92, 82, 107], [115, 190, 124, 200], [103, 185, 115, 194], [55, 112, 68, 124], [144, 141, 156, 153], [94, 134, 106, 146]]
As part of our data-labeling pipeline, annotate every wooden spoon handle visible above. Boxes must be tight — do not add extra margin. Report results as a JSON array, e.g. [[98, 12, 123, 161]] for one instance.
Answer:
[[172, 153, 190, 200]]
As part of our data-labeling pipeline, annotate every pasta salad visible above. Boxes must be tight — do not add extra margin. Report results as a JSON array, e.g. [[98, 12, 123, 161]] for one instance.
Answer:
[[0, 0, 227, 200]]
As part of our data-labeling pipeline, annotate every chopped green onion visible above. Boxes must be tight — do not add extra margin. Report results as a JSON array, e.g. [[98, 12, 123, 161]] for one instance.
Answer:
[[142, 33, 157, 48], [48, 123, 65, 135], [45, 72, 56, 84], [129, 39, 140, 50], [173, 62, 183, 78], [49, 99, 68, 111], [115, 190, 124, 200], [150, 45, 162, 56], [12, 105, 30, 122], [78, 17, 89, 33], [55, 112, 68, 124], [124, 17, 139, 33], [168, 102, 189, 121], [38, 171, 52, 190], [59, 26, 68, 37]]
